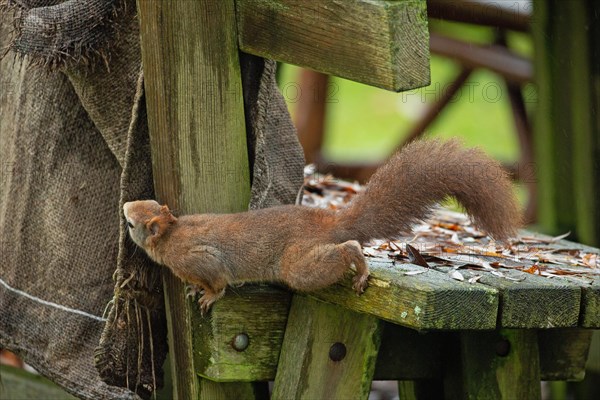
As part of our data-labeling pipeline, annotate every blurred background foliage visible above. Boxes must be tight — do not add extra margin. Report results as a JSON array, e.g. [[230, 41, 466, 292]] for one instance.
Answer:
[[278, 21, 535, 209], [278, 21, 534, 165]]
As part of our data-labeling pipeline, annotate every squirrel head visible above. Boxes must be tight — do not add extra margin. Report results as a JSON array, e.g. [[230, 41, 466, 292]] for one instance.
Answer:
[[123, 200, 177, 251]]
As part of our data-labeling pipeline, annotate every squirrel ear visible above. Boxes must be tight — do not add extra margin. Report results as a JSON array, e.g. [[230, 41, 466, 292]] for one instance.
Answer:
[[160, 204, 177, 222], [147, 216, 161, 236]]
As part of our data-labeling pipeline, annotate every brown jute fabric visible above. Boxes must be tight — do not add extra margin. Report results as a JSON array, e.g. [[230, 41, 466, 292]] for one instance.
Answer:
[[0, 1, 305, 398]]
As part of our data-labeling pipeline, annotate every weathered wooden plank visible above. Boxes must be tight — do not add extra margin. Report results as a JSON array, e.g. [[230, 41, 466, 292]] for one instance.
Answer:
[[194, 285, 291, 381], [518, 231, 600, 328], [311, 259, 499, 330], [236, 0, 430, 91], [538, 329, 593, 381], [436, 265, 581, 329], [137, 0, 260, 397], [272, 295, 382, 400], [482, 272, 580, 328], [0, 365, 76, 400], [444, 330, 541, 399]]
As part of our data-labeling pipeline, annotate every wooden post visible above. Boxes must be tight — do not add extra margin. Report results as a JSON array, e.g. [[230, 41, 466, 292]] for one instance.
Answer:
[[533, 3, 600, 397], [532, 0, 600, 245], [137, 1, 261, 398], [272, 296, 382, 399], [444, 330, 541, 399]]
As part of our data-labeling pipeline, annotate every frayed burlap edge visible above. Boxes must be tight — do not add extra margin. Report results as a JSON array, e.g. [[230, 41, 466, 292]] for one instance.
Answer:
[[0, 0, 132, 70], [94, 70, 167, 399]]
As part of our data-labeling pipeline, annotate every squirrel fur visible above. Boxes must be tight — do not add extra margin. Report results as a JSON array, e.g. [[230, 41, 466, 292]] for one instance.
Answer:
[[124, 139, 521, 314]]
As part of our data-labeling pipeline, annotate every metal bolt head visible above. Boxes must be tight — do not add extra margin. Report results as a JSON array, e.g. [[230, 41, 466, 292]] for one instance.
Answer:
[[495, 338, 511, 357], [329, 342, 347, 362], [232, 333, 249, 352]]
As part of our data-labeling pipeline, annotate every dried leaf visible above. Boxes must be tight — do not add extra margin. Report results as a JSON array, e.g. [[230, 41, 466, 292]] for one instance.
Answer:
[[503, 274, 527, 282], [468, 275, 482, 284], [404, 270, 427, 276], [449, 269, 465, 281], [551, 231, 572, 242], [362, 248, 381, 257], [481, 261, 495, 271], [540, 271, 560, 278], [582, 253, 599, 268], [437, 222, 461, 231], [450, 232, 462, 245], [523, 265, 539, 274], [406, 244, 430, 268]]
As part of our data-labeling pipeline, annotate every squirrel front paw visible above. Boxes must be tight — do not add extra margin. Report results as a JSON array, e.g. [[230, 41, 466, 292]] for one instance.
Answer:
[[186, 284, 204, 299], [197, 288, 226, 316]]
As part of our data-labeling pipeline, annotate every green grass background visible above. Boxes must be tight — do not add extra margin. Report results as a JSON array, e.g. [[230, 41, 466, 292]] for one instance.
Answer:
[[278, 23, 533, 165]]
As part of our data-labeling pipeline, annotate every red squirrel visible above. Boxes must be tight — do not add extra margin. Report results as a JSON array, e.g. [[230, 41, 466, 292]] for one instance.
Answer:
[[124, 139, 521, 314]]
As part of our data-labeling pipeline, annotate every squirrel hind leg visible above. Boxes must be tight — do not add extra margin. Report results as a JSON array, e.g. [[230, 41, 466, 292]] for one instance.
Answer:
[[280, 240, 369, 294], [344, 240, 369, 295]]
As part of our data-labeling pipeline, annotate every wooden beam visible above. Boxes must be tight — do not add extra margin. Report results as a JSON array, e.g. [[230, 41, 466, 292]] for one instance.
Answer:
[[427, 0, 531, 32], [194, 285, 291, 381], [236, 0, 430, 91], [137, 0, 261, 397], [272, 296, 382, 399], [429, 33, 532, 85]]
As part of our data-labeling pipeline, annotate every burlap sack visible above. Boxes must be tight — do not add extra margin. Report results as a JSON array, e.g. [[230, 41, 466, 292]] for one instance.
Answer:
[[0, 1, 304, 398]]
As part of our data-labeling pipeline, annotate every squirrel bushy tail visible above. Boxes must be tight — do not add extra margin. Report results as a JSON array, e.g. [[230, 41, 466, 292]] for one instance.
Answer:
[[333, 139, 521, 243]]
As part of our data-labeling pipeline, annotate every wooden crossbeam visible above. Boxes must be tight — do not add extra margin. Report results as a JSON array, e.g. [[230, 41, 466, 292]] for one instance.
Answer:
[[236, 0, 431, 91]]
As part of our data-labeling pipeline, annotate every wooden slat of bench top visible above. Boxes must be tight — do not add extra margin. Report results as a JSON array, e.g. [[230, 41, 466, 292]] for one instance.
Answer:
[[236, 0, 430, 91], [580, 278, 600, 327], [539, 267, 600, 328], [309, 231, 600, 329], [310, 259, 499, 330], [436, 266, 582, 329], [519, 231, 600, 327]]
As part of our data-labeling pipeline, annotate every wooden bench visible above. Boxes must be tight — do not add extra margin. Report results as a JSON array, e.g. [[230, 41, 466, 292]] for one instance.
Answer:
[[136, 1, 599, 398]]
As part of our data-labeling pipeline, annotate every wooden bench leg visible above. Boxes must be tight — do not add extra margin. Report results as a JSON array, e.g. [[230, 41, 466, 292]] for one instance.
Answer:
[[272, 295, 382, 400], [444, 330, 541, 399]]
